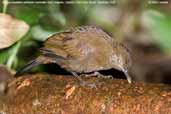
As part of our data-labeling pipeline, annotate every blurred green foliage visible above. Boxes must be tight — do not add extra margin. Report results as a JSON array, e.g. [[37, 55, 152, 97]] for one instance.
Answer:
[[151, 14, 171, 53]]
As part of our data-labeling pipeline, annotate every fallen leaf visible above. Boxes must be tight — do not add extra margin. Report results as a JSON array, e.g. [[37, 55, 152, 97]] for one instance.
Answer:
[[65, 85, 76, 100], [0, 64, 13, 81], [0, 13, 29, 49], [0, 64, 13, 94], [16, 78, 31, 91]]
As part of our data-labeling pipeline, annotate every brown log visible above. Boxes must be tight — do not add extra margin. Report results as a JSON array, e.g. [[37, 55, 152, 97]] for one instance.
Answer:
[[0, 73, 171, 114]]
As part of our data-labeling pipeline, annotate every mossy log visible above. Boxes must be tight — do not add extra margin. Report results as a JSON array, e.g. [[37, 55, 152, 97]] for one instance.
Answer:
[[0, 73, 171, 114]]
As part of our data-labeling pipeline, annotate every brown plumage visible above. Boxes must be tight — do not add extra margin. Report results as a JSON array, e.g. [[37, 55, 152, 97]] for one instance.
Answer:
[[15, 26, 132, 83]]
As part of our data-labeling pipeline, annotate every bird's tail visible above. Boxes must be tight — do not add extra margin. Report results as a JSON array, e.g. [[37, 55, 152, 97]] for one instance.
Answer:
[[14, 58, 42, 77], [15, 49, 67, 77]]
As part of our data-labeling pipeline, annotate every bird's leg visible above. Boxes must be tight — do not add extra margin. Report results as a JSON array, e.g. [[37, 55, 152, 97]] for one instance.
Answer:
[[71, 72, 97, 88], [71, 72, 84, 83]]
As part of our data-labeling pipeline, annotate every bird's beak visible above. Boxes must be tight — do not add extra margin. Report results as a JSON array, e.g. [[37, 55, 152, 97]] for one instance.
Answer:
[[123, 70, 132, 84]]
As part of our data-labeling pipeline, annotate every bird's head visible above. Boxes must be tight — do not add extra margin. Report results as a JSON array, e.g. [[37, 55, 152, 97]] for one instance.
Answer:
[[110, 43, 132, 83]]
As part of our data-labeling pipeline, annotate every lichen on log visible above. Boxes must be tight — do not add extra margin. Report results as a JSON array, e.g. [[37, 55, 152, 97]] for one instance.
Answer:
[[0, 73, 171, 114]]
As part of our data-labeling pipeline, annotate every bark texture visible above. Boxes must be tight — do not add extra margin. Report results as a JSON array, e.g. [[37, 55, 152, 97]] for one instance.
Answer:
[[0, 73, 171, 114]]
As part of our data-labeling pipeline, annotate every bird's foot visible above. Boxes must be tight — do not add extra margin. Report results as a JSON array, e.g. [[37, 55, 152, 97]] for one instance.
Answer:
[[97, 74, 113, 79], [80, 72, 102, 77], [80, 81, 97, 89], [71, 71, 97, 89], [90, 72, 113, 79], [79, 72, 99, 77]]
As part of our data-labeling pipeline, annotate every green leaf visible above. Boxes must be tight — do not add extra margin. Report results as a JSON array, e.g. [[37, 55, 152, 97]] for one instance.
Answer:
[[144, 10, 171, 53], [0, 50, 10, 64], [11, 6, 46, 25], [152, 15, 171, 53]]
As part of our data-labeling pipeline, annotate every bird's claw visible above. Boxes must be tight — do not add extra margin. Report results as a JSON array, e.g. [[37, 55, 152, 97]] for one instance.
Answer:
[[80, 81, 97, 89], [97, 74, 113, 79]]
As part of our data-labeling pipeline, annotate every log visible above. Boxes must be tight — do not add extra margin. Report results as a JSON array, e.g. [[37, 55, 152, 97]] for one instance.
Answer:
[[0, 73, 171, 114]]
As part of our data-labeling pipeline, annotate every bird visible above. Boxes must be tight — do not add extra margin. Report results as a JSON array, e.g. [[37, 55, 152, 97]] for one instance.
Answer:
[[15, 26, 132, 84]]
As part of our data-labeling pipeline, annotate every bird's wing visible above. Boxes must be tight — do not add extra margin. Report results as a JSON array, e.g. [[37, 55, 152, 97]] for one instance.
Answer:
[[41, 30, 73, 58], [41, 26, 114, 59]]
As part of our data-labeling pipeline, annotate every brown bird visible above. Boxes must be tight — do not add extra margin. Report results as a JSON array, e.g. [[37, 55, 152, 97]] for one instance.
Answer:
[[15, 26, 132, 84]]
